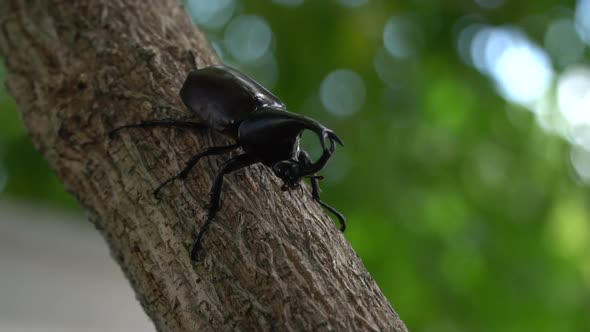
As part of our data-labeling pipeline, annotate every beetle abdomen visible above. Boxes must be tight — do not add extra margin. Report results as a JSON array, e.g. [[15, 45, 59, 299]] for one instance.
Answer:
[[180, 67, 255, 134], [179, 65, 286, 136]]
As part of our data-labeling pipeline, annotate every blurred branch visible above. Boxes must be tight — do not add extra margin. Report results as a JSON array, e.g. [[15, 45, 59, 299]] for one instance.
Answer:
[[0, 1, 406, 331]]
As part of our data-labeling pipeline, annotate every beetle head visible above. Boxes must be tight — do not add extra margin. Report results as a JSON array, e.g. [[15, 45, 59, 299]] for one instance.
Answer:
[[272, 159, 303, 191]]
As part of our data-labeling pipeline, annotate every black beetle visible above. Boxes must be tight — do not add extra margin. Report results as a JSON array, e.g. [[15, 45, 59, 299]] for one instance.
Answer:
[[111, 65, 345, 261]]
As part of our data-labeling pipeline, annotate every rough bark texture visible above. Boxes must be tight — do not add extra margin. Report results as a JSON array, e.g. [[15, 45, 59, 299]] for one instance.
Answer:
[[0, 1, 408, 331]]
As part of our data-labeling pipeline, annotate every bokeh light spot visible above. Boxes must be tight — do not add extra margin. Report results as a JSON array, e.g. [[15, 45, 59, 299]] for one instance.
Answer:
[[456, 22, 485, 67], [575, 0, 590, 44], [544, 18, 585, 67], [546, 196, 590, 259], [570, 145, 590, 184], [225, 15, 273, 63], [320, 69, 366, 116], [492, 44, 553, 105], [482, 27, 520, 72], [187, 0, 235, 30], [557, 66, 590, 149], [469, 26, 553, 106], [469, 25, 493, 72], [383, 15, 422, 59]]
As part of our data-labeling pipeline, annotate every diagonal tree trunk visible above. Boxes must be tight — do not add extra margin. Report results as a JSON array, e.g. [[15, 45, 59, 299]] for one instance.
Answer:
[[0, 1, 408, 331]]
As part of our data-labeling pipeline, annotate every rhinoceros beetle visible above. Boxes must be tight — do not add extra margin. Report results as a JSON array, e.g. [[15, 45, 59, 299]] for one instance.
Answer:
[[111, 65, 345, 261]]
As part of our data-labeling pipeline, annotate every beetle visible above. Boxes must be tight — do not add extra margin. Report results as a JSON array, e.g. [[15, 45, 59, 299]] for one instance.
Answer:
[[111, 65, 345, 261]]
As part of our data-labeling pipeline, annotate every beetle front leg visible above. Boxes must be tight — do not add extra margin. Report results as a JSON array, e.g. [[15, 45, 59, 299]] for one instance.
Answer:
[[191, 154, 258, 261], [299, 151, 346, 231], [309, 176, 346, 231]]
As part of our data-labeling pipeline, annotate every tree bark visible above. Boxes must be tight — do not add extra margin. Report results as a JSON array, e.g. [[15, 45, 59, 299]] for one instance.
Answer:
[[0, 1, 408, 331]]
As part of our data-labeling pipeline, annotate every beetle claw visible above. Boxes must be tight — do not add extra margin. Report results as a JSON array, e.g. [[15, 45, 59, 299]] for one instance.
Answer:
[[328, 131, 344, 146], [320, 130, 343, 155]]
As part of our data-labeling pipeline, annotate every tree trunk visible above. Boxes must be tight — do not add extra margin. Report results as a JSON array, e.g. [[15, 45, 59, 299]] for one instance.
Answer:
[[0, 1, 408, 331]]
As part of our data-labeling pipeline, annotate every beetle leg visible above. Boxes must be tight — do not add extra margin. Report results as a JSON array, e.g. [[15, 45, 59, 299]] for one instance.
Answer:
[[153, 144, 239, 199], [109, 120, 206, 138], [191, 153, 258, 261], [309, 176, 346, 232], [319, 129, 344, 151], [299, 150, 346, 232]]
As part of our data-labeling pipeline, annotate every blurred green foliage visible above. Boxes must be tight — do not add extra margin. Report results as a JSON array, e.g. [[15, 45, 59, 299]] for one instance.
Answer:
[[2, 1, 590, 331], [0, 60, 79, 208]]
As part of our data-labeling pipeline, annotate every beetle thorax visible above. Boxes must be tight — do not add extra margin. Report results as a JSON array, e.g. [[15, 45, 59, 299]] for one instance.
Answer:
[[237, 119, 301, 167]]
